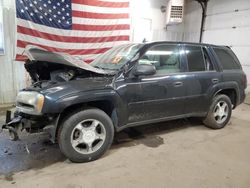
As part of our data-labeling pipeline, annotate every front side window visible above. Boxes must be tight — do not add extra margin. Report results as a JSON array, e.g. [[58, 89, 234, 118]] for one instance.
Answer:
[[213, 47, 241, 70], [139, 44, 181, 75]]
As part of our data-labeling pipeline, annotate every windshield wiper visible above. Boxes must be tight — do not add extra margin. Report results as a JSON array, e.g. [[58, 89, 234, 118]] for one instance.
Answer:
[[93, 66, 116, 71], [93, 65, 103, 69]]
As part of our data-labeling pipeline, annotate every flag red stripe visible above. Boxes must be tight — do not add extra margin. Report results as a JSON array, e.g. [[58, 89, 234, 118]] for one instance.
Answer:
[[72, 0, 129, 8], [17, 25, 129, 43], [72, 11, 129, 19], [15, 0, 130, 61], [17, 40, 111, 55], [84, 59, 94, 63], [15, 54, 28, 61], [72, 23, 130, 31]]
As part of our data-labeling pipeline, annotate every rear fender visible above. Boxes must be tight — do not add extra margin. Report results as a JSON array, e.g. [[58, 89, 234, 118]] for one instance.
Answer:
[[209, 81, 240, 106]]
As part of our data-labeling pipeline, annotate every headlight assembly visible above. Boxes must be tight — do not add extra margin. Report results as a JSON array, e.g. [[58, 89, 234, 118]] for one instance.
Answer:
[[16, 91, 45, 115]]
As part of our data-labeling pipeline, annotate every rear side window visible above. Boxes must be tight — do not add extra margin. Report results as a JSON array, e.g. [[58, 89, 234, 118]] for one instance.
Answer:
[[213, 48, 241, 70], [185, 45, 205, 72], [202, 47, 214, 71]]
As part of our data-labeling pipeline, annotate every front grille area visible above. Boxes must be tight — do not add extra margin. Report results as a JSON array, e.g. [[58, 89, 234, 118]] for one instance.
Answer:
[[17, 102, 34, 109]]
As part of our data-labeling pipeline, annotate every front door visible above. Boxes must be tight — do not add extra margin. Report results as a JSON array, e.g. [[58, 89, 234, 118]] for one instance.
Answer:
[[115, 75, 145, 124], [136, 43, 187, 121]]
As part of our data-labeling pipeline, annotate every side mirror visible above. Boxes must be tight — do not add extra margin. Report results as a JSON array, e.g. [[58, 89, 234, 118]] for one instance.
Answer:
[[133, 64, 156, 76]]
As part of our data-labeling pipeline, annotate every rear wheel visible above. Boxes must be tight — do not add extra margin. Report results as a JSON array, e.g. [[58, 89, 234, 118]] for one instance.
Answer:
[[203, 94, 232, 129], [58, 108, 114, 162]]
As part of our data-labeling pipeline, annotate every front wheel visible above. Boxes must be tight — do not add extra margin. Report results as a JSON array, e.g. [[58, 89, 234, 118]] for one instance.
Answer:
[[58, 108, 114, 163], [203, 94, 232, 129]]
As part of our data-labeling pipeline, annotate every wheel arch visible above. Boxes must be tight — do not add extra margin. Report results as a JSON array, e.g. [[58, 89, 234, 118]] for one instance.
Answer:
[[54, 99, 119, 142], [213, 88, 238, 108]]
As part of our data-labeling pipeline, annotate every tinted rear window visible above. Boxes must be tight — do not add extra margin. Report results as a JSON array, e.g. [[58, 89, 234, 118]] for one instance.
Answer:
[[202, 47, 214, 71], [185, 45, 205, 72], [213, 48, 241, 70]]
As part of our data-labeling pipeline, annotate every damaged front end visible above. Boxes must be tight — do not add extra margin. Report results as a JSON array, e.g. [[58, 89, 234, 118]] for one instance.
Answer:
[[1, 109, 59, 142], [1, 45, 114, 142], [1, 110, 22, 141]]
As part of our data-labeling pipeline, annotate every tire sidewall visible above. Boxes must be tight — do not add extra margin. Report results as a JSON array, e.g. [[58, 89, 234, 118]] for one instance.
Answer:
[[58, 108, 114, 162], [205, 95, 232, 129]]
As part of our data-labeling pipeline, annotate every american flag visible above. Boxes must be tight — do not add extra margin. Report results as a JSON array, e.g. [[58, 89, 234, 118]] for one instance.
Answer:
[[15, 0, 130, 63]]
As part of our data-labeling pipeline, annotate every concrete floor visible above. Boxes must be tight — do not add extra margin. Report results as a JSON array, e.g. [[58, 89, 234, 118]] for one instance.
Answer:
[[0, 104, 250, 188]]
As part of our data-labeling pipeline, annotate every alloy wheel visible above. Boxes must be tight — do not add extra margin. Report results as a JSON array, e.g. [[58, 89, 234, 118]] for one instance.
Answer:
[[213, 101, 229, 124], [70, 119, 106, 154]]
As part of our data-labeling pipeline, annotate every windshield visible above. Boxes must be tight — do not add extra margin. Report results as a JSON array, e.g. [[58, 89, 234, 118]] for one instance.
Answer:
[[90, 44, 142, 70]]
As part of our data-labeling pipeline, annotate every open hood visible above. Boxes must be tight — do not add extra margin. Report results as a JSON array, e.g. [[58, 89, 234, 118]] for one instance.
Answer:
[[24, 45, 115, 75]]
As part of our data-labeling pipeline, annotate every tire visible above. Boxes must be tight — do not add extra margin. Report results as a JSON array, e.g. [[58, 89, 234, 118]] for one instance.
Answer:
[[203, 94, 232, 129], [58, 108, 114, 163]]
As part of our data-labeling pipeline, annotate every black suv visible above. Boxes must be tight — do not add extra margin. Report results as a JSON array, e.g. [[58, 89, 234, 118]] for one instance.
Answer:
[[1, 42, 247, 162]]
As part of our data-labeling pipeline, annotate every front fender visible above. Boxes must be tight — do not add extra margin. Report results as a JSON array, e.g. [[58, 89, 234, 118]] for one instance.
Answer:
[[42, 89, 121, 114]]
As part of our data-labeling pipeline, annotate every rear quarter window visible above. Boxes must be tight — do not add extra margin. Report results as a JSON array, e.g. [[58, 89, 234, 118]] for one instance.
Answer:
[[213, 47, 241, 70]]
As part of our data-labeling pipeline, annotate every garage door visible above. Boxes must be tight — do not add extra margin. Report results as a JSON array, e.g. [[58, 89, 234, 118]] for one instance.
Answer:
[[203, 0, 250, 83]]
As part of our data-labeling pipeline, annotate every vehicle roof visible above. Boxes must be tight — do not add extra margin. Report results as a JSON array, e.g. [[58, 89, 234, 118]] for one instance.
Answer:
[[141, 41, 228, 48]]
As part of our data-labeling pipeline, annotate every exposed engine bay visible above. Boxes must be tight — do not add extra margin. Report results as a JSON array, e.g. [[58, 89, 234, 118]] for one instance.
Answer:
[[25, 60, 77, 83], [24, 60, 103, 89], [23, 45, 116, 89]]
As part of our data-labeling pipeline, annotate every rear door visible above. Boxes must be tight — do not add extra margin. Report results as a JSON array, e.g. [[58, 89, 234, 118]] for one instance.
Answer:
[[183, 45, 222, 114]]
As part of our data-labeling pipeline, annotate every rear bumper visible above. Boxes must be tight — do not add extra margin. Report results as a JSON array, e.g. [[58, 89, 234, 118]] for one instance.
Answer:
[[240, 90, 246, 104], [235, 89, 246, 108]]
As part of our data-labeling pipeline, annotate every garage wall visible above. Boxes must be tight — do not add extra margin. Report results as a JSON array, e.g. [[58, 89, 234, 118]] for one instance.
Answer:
[[0, 0, 27, 105], [182, 0, 201, 42], [182, 0, 250, 85], [130, 0, 183, 42]]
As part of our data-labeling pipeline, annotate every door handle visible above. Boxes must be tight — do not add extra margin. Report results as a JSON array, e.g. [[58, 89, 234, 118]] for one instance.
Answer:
[[173, 82, 183, 87], [212, 78, 219, 84]]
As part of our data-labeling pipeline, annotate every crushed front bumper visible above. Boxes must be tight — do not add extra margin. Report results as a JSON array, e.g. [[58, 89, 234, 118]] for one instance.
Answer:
[[1, 110, 59, 142], [0, 110, 22, 140]]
